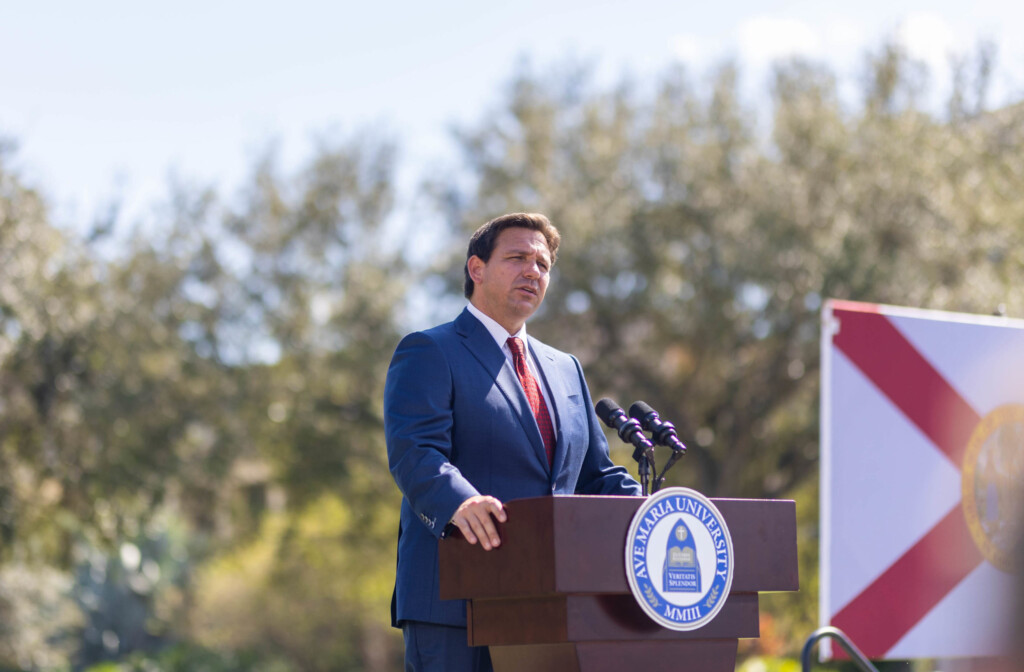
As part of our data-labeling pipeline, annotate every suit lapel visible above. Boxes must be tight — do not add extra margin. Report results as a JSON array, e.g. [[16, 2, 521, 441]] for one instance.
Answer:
[[530, 340, 569, 479], [455, 310, 549, 471]]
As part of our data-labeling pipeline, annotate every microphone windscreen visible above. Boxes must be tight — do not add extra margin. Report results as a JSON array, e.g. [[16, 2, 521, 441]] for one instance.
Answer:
[[595, 398, 620, 425], [629, 400, 655, 421]]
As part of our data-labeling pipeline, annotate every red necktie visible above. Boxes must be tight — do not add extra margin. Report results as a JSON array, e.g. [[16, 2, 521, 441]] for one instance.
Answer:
[[507, 337, 555, 467]]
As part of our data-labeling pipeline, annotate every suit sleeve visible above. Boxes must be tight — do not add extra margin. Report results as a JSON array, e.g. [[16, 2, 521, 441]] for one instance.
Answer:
[[571, 355, 643, 496], [384, 332, 481, 537]]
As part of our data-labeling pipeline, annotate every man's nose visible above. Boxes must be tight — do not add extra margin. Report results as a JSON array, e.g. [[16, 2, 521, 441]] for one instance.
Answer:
[[522, 258, 541, 278]]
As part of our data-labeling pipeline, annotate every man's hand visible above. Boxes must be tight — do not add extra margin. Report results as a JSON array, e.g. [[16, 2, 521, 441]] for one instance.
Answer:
[[451, 495, 507, 550]]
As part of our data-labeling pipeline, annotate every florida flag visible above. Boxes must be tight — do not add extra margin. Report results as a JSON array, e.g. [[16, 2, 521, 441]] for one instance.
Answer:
[[821, 299, 1024, 660]]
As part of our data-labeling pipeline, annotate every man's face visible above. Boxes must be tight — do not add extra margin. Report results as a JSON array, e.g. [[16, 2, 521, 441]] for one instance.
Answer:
[[467, 227, 552, 334]]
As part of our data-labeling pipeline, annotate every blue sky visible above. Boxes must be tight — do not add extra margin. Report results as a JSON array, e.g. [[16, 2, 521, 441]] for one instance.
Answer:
[[2, 0, 1022, 231]]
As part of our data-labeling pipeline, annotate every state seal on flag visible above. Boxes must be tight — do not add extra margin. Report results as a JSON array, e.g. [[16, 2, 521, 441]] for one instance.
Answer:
[[962, 403, 1024, 573], [624, 487, 734, 631]]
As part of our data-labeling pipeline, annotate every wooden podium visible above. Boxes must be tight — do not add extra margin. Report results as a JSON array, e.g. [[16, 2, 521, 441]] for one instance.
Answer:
[[439, 495, 798, 672]]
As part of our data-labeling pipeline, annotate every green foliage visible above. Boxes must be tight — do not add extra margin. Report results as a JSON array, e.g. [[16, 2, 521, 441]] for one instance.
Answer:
[[0, 564, 81, 670], [82, 643, 294, 672], [190, 492, 400, 671], [0, 133, 404, 669], [738, 657, 802, 672], [70, 515, 195, 668]]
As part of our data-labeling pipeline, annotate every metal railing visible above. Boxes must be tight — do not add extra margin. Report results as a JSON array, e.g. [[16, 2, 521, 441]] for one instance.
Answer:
[[801, 626, 880, 672]]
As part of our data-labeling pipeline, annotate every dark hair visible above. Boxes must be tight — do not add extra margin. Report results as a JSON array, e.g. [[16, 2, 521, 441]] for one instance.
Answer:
[[463, 213, 561, 298]]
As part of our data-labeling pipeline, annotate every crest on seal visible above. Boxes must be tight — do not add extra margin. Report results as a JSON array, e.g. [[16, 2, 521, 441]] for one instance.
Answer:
[[663, 519, 701, 592], [624, 487, 734, 631]]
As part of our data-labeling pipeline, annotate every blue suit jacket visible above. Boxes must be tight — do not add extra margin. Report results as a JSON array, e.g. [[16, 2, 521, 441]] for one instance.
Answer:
[[384, 308, 641, 627]]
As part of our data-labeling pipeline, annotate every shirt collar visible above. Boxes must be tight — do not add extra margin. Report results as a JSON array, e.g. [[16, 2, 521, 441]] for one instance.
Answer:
[[467, 302, 528, 352]]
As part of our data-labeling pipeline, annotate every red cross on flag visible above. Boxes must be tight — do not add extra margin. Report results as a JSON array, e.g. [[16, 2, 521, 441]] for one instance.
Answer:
[[821, 299, 1024, 660]]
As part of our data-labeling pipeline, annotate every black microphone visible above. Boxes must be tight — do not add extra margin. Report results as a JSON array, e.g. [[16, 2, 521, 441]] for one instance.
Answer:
[[629, 401, 687, 453], [596, 398, 655, 454]]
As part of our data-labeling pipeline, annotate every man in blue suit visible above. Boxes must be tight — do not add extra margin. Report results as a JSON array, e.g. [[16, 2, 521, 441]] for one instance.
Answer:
[[384, 213, 641, 672]]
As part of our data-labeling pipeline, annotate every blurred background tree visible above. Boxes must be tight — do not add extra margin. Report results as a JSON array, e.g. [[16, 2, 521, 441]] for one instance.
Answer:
[[2, 39, 1023, 671], [0, 133, 405, 670]]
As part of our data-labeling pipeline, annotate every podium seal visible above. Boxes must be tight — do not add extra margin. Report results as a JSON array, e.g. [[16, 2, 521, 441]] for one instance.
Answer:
[[624, 487, 734, 631]]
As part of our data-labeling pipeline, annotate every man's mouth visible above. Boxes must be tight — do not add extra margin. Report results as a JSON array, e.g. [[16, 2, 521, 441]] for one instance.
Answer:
[[515, 286, 537, 296]]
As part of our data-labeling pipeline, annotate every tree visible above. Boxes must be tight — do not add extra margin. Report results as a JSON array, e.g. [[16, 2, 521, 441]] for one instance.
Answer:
[[429, 46, 1024, 652], [0, 132, 408, 670], [182, 137, 406, 671]]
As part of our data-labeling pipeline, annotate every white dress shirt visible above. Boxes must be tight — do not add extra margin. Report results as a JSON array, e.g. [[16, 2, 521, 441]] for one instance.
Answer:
[[466, 302, 557, 430]]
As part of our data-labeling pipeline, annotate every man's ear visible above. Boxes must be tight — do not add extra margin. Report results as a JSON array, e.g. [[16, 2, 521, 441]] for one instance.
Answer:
[[467, 255, 486, 284]]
